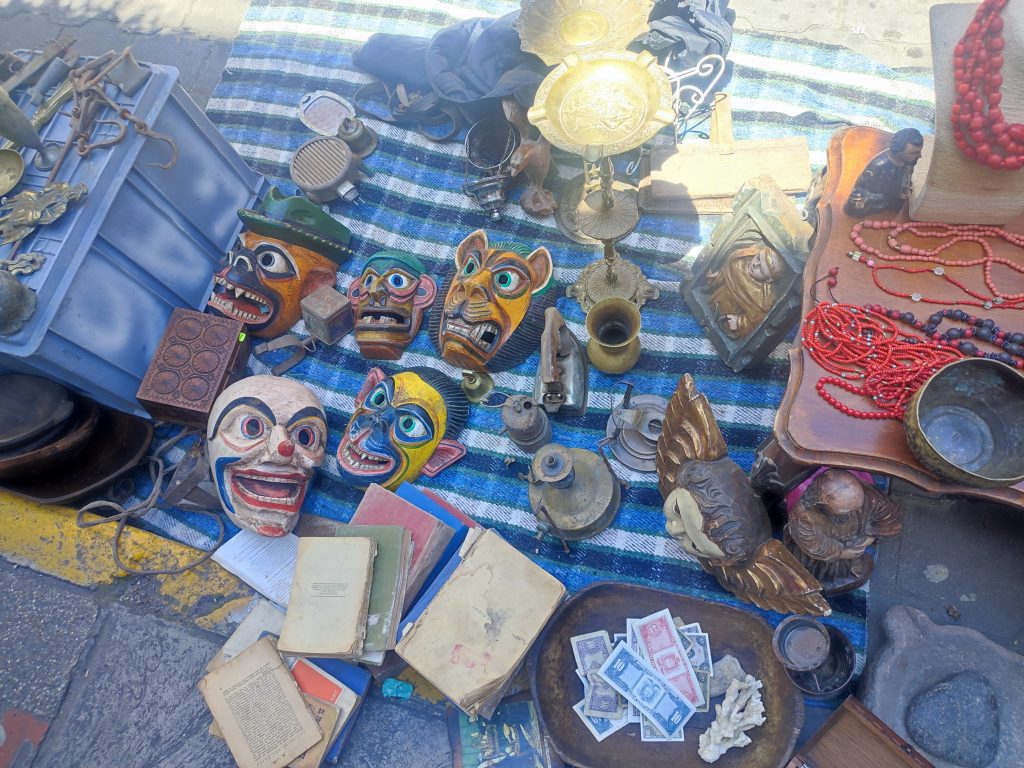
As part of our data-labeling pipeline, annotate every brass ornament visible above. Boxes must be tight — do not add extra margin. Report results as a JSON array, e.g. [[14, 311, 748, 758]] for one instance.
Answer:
[[528, 50, 674, 160], [0, 182, 87, 245], [0, 149, 24, 196], [515, 0, 655, 66], [584, 297, 642, 374]]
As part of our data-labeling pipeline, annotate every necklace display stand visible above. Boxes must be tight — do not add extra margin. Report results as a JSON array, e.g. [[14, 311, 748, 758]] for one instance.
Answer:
[[910, 2, 1024, 224]]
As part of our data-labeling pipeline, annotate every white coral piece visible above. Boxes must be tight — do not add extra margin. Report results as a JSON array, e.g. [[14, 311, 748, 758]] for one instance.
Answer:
[[698, 675, 767, 763]]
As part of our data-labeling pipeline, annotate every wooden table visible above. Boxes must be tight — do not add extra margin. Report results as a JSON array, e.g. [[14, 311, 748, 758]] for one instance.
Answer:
[[774, 125, 1024, 508]]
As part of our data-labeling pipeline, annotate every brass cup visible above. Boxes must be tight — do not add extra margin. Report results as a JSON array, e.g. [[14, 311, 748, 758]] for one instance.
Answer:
[[585, 297, 641, 374]]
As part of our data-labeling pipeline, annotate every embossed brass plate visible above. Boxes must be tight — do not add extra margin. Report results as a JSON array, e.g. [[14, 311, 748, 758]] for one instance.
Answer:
[[515, 0, 655, 66], [528, 51, 674, 159]]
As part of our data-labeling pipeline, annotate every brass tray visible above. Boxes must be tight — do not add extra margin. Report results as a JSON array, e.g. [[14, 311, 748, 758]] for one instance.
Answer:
[[528, 51, 674, 159], [516, 0, 655, 66], [529, 582, 803, 768]]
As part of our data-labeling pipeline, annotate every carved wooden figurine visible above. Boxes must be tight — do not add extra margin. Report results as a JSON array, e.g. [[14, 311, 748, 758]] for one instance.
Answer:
[[785, 468, 903, 595], [844, 128, 923, 217], [681, 176, 813, 372], [656, 374, 830, 616]]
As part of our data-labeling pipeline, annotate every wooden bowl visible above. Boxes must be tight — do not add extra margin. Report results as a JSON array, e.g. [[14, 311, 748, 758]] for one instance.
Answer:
[[529, 581, 803, 768], [905, 358, 1024, 488]]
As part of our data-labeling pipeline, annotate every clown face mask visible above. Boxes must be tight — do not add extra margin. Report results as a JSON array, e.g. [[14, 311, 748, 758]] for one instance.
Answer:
[[336, 367, 468, 491], [209, 232, 337, 339], [208, 375, 327, 537], [348, 251, 437, 360], [430, 230, 555, 372]]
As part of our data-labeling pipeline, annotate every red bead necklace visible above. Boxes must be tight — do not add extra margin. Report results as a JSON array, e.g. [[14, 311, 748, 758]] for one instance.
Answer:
[[848, 218, 1024, 309], [952, 0, 1024, 170], [802, 302, 963, 420]]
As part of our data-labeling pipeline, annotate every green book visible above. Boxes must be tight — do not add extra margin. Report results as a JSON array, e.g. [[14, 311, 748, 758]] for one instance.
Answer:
[[333, 524, 411, 663]]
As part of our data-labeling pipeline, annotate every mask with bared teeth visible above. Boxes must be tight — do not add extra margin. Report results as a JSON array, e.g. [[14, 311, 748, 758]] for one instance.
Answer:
[[207, 375, 327, 537], [336, 366, 468, 491], [429, 229, 555, 372], [348, 251, 437, 360], [208, 187, 354, 339]]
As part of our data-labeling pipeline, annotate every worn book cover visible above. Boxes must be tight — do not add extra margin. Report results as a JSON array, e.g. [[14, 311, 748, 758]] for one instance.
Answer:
[[277, 537, 376, 658], [351, 483, 453, 606], [328, 525, 410, 657], [447, 692, 565, 768], [288, 695, 341, 768], [198, 636, 322, 768], [396, 529, 566, 718]]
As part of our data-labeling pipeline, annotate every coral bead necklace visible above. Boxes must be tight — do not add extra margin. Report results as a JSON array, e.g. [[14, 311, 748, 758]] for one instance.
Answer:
[[802, 299, 963, 420], [848, 218, 1024, 309], [952, 0, 1024, 170]]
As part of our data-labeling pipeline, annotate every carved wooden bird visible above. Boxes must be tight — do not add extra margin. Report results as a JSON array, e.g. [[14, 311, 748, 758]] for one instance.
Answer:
[[656, 374, 831, 616]]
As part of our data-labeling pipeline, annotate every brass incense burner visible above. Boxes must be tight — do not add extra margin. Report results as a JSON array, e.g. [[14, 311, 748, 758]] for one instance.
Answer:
[[525, 35, 671, 311]]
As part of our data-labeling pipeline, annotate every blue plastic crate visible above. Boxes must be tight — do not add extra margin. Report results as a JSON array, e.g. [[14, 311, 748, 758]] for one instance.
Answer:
[[0, 62, 267, 415]]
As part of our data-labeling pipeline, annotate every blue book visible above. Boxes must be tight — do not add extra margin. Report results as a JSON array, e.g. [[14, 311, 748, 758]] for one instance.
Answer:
[[395, 483, 474, 607]]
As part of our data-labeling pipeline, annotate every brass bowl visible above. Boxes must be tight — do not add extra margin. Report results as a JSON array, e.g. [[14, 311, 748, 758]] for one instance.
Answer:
[[528, 51, 674, 160], [904, 358, 1024, 488], [515, 0, 655, 66]]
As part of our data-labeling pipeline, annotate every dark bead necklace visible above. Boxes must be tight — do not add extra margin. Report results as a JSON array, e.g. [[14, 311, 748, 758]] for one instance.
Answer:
[[868, 303, 1024, 369]]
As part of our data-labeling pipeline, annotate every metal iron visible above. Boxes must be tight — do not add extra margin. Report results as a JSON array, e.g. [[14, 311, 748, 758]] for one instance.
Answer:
[[605, 385, 667, 472], [526, 442, 622, 543], [501, 395, 552, 453], [0, 182, 87, 245], [290, 136, 368, 203], [515, 0, 655, 66], [533, 306, 588, 414], [105, 48, 150, 96]]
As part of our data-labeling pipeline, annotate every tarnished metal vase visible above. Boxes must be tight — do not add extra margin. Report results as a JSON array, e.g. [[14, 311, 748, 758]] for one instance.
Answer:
[[585, 297, 640, 374]]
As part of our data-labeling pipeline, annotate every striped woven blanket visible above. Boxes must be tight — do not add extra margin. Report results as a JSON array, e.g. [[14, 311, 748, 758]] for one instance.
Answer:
[[143, 0, 935, 703]]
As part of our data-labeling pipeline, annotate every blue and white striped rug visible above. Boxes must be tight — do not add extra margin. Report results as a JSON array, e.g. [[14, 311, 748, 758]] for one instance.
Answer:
[[142, 0, 934, 697]]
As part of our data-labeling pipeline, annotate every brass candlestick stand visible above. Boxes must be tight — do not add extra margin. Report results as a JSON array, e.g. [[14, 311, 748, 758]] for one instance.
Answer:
[[523, 28, 671, 311]]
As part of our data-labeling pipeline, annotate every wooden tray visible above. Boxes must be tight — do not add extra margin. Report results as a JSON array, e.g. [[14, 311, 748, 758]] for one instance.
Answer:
[[776, 125, 1024, 508], [529, 582, 802, 768]]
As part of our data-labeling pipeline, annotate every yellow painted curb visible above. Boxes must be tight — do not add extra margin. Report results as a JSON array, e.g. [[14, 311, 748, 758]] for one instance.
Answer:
[[0, 491, 251, 626]]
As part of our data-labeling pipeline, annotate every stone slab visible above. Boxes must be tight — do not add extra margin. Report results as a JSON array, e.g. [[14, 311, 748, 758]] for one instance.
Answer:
[[31, 604, 232, 768], [861, 605, 1024, 768], [338, 691, 452, 768]]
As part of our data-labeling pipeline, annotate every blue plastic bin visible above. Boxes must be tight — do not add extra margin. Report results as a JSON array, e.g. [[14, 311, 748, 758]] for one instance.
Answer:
[[0, 62, 267, 416]]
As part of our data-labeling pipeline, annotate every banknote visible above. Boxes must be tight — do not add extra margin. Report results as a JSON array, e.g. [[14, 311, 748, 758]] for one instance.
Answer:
[[597, 641, 696, 738], [641, 711, 686, 742], [694, 669, 712, 713], [678, 632, 713, 677], [573, 700, 629, 742], [635, 609, 704, 708], [571, 631, 624, 719], [624, 620, 641, 723]]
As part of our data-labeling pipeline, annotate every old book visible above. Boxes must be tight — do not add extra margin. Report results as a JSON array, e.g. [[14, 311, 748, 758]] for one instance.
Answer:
[[211, 530, 299, 607], [351, 483, 454, 607], [207, 598, 287, 672], [396, 528, 566, 719], [289, 695, 340, 768], [330, 525, 411, 660], [198, 636, 322, 768], [278, 537, 376, 658]]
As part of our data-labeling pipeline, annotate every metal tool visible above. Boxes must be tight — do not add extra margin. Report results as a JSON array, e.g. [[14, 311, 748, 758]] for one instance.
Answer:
[[501, 395, 552, 453], [533, 306, 588, 414], [290, 136, 369, 203], [336, 115, 378, 158], [462, 117, 519, 221], [525, 442, 624, 547], [1, 33, 74, 93], [604, 384, 667, 472], [28, 56, 71, 105]]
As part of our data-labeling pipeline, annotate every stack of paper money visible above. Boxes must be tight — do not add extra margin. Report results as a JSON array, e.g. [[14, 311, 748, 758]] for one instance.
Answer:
[[569, 608, 715, 743]]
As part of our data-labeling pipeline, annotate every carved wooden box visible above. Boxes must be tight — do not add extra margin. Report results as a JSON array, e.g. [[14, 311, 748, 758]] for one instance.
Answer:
[[137, 309, 250, 428]]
